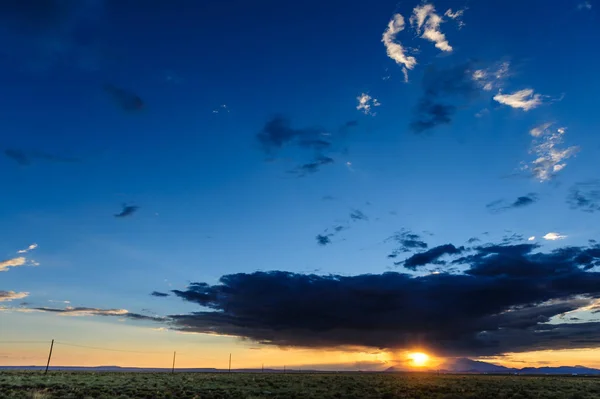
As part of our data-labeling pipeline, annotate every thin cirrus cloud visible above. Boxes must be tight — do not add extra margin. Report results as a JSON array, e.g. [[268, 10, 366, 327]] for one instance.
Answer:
[[410, 3, 453, 52], [472, 61, 510, 92], [356, 93, 380, 115], [543, 232, 567, 241], [493, 89, 544, 111], [568, 181, 600, 213], [522, 123, 579, 182], [486, 193, 539, 213], [17, 243, 38, 254], [382, 13, 417, 76], [0, 291, 29, 302]]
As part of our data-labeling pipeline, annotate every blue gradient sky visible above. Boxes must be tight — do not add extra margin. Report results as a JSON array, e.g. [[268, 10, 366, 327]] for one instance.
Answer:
[[1, 0, 600, 368]]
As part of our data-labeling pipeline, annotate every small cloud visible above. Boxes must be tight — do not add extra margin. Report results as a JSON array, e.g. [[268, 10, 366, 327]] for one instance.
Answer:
[[212, 104, 230, 114], [4, 149, 30, 165], [356, 93, 380, 116], [472, 62, 510, 92], [410, 4, 453, 52], [115, 204, 139, 218], [444, 8, 466, 28], [17, 244, 38, 254], [350, 209, 368, 221], [528, 236, 536, 241], [387, 229, 428, 258], [543, 232, 567, 241], [316, 234, 332, 246], [567, 181, 600, 213], [382, 13, 417, 73], [578, 1, 592, 10], [104, 84, 144, 112], [0, 291, 29, 302], [151, 291, 170, 297], [289, 156, 334, 177], [34, 306, 130, 317], [493, 89, 544, 111], [467, 237, 480, 244], [523, 125, 579, 182], [486, 193, 539, 213], [0, 257, 27, 272]]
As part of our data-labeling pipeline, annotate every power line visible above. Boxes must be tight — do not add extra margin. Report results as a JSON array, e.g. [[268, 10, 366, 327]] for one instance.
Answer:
[[54, 341, 169, 354]]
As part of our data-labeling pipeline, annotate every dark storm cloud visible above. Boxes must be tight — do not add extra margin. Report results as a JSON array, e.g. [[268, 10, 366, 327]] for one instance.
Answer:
[[114, 204, 139, 218], [387, 229, 428, 258], [166, 241, 600, 356], [487, 193, 539, 213], [4, 149, 80, 165], [567, 181, 600, 213], [403, 244, 465, 270], [349, 209, 368, 221], [151, 291, 169, 297], [410, 62, 480, 133]]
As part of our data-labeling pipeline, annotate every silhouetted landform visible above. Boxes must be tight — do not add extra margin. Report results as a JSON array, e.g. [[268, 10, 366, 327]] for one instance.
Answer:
[[2, 360, 600, 374]]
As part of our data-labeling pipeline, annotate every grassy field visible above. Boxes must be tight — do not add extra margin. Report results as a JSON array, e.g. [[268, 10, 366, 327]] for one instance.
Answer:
[[1, 371, 599, 399]]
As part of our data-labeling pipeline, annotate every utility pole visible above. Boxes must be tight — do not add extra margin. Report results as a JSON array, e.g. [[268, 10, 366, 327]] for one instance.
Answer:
[[262, 364, 264, 373], [283, 365, 286, 373], [228, 353, 231, 373], [44, 339, 54, 375], [171, 351, 176, 374]]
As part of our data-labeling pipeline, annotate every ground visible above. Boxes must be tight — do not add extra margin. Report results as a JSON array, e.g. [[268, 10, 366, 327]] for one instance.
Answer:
[[1, 371, 599, 399]]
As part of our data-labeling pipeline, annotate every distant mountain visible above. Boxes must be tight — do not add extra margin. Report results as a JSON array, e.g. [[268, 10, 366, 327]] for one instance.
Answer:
[[440, 358, 513, 373], [386, 358, 600, 375]]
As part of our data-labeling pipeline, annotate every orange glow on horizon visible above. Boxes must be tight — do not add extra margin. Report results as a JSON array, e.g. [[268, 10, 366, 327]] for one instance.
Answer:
[[408, 352, 429, 367]]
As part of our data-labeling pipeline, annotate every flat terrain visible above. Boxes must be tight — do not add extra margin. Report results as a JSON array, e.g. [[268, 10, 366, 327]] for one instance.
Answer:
[[1, 371, 599, 399]]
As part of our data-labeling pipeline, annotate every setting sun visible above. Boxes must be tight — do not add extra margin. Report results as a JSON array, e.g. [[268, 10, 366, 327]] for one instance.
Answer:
[[408, 352, 429, 367]]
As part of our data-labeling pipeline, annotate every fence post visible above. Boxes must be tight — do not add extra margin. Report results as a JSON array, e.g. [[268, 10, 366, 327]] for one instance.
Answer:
[[172, 351, 176, 374], [44, 339, 54, 375], [228, 353, 231, 373]]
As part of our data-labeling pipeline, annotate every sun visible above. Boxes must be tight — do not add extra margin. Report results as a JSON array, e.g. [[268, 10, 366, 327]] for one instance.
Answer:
[[408, 352, 429, 367]]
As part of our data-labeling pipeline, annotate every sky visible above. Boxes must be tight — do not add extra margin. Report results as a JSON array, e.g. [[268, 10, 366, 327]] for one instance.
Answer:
[[1, 0, 600, 371]]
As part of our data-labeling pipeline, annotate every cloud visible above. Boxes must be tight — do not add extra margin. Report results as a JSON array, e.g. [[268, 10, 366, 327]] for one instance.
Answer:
[[350, 209, 368, 221], [444, 8, 466, 28], [32, 306, 164, 321], [410, 63, 479, 132], [17, 243, 38, 254], [104, 84, 144, 112], [578, 1, 592, 10], [289, 155, 334, 177], [523, 123, 579, 181], [567, 181, 600, 213], [0, 257, 27, 272], [0, 291, 29, 302], [151, 291, 169, 297], [316, 235, 332, 246], [493, 89, 544, 111], [114, 204, 139, 218], [528, 236, 536, 241], [410, 4, 453, 52], [382, 14, 417, 73], [543, 232, 567, 241], [356, 93, 380, 116], [403, 244, 465, 270], [486, 193, 539, 213], [4, 149, 80, 165], [472, 62, 510, 92], [387, 229, 428, 258], [166, 241, 600, 356]]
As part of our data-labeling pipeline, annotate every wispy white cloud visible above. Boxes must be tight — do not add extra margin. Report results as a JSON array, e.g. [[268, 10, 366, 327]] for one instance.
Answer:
[[0, 291, 29, 302], [37, 306, 129, 317], [528, 236, 536, 241], [17, 243, 38, 254], [410, 4, 453, 52], [444, 8, 466, 28], [578, 1, 592, 10], [356, 93, 380, 115], [0, 257, 27, 272], [543, 232, 567, 241], [523, 123, 579, 181], [382, 14, 417, 73], [472, 62, 510, 92], [493, 89, 543, 111], [402, 67, 409, 83]]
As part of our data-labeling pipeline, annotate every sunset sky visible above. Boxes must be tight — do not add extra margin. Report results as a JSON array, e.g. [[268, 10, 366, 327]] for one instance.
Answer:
[[2, 0, 600, 371]]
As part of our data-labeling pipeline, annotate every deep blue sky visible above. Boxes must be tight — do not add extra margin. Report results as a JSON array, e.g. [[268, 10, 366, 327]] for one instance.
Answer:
[[2, 0, 600, 368]]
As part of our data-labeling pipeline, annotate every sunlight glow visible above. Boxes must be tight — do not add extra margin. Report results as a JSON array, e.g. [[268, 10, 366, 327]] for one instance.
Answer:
[[408, 352, 429, 367]]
